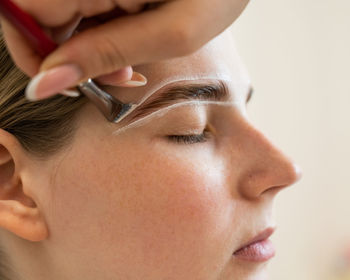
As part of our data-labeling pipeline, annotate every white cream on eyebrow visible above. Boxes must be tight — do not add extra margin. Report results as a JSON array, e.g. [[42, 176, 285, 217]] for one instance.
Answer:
[[114, 76, 233, 123], [112, 100, 237, 136], [134, 75, 232, 106], [110, 77, 234, 134]]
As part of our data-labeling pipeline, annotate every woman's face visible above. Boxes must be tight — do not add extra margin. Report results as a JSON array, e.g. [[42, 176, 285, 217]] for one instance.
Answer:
[[32, 31, 300, 280]]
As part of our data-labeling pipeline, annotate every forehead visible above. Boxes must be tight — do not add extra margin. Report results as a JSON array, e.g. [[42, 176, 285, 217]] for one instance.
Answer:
[[106, 31, 251, 103]]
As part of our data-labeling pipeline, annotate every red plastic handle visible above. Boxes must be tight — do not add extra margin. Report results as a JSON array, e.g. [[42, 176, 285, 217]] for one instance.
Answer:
[[0, 0, 57, 57]]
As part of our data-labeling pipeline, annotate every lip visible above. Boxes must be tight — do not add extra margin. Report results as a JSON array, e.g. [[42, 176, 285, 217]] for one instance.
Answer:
[[233, 227, 276, 262]]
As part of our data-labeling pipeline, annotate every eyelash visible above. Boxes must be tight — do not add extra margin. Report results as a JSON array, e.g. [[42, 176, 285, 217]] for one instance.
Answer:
[[167, 130, 210, 144]]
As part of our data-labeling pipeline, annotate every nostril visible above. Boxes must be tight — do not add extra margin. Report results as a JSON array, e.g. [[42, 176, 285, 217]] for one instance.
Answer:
[[261, 185, 287, 196], [267, 163, 303, 195]]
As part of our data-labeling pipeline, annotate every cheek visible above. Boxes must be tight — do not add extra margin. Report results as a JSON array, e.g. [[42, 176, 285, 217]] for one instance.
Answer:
[[47, 137, 233, 277], [121, 144, 234, 263]]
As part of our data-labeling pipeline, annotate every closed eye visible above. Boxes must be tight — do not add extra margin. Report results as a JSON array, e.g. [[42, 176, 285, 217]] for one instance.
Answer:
[[167, 131, 210, 144]]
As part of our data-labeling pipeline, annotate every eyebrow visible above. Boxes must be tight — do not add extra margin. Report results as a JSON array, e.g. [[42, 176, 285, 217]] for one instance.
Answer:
[[124, 81, 253, 123]]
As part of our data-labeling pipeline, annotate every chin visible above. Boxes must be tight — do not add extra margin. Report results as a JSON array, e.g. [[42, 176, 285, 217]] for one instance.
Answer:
[[240, 264, 270, 280], [220, 261, 270, 280]]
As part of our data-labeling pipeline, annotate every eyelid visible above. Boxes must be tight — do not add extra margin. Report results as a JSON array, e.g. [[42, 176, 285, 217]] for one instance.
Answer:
[[113, 101, 234, 136], [167, 130, 211, 144]]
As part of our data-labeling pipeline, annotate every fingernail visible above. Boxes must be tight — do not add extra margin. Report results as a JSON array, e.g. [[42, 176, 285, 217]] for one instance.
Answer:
[[60, 89, 81, 97], [121, 72, 147, 87], [25, 64, 82, 101]]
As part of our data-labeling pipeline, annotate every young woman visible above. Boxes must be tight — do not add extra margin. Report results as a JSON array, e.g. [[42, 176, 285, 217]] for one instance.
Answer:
[[0, 29, 301, 280]]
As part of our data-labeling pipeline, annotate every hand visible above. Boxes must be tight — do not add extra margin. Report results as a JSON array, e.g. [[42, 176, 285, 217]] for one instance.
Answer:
[[0, 0, 250, 100]]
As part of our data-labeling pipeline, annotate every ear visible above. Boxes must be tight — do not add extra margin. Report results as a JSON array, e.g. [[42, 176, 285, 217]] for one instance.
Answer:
[[0, 129, 48, 242]]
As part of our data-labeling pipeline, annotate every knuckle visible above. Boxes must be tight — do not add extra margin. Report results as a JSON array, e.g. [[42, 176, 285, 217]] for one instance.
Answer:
[[59, 29, 128, 78], [93, 35, 129, 73]]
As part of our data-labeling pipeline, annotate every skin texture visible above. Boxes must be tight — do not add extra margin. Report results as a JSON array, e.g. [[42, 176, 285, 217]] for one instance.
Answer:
[[0, 31, 301, 280]]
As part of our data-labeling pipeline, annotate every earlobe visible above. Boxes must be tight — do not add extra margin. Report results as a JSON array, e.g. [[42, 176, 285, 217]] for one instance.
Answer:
[[0, 200, 48, 242], [0, 129, 49, 242]]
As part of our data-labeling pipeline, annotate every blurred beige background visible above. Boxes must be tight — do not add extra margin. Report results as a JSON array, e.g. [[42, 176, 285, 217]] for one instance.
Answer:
[[230, 0, 350, 279]]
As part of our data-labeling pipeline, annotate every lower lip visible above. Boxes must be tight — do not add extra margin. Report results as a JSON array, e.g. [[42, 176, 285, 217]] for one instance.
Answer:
[[233, 239, 275, 262]]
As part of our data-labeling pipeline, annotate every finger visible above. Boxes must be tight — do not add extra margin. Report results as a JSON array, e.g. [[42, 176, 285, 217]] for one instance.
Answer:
[[116, 0, 167, 13], [29, 0, 248, 99], [97, 69, 148, 87], [49, 15, 83, 44], [118, 2, 145, 14], [95, 66, 133, 85], [10, 0, 163, 26], [10, 0, 77, 26], [0, 18, 42, 76], [40, 1, 198, 80], [0, 0, 165, 78], [116, 71, 148, 87]]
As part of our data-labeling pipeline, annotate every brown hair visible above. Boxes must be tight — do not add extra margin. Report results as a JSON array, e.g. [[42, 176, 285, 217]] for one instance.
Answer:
[[0, 28, 87, 279], [0, 31, 88, 157]]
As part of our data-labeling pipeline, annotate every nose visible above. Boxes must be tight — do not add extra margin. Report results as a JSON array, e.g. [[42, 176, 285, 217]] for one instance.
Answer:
[[232, 122, 302, 200]]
